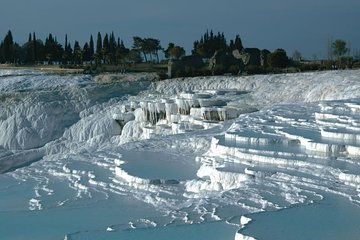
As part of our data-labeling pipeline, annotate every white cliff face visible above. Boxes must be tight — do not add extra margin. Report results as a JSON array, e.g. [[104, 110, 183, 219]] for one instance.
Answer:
[[63, 111, 121, 145], [0, 91, 81, 150], [0, 70, 151, 166], [1, 69, 360, 240]]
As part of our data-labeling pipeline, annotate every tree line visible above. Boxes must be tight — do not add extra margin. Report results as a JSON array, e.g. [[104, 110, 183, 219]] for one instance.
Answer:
[[0, 30, 133, 65], [0, 30, 188, 66], [0, 29, 266, 65], [0, 29, 357, 74]]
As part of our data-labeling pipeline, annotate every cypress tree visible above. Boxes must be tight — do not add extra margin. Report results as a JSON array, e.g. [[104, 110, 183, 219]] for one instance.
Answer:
[[96, 32, 102, 64], [26, 33, 34, 64], [83, 42, 91, 62], [45, 33, 54, 64], [96, 32, 102, 55], [33, 32, 37, 63], [63, 34, 69, 64], [73, 41, 82, 64], [0, 42, 3, 63], [102, 33, 109, 63], [109, 31, 117, 64], [89, 35, 94, 61], [66, 43, 73, 64], [234, 35, 243, 51], [28, 33, 31, 44], [65, 34, 68, 52], [192, 30, 229, 58], [3, 30, 14, 63]]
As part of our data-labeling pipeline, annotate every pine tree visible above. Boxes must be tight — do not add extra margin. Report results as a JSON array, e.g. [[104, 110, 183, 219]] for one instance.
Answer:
[[165, 43, 185, 60], [144, 38, 161, 63], [133, 36, 147, 62]]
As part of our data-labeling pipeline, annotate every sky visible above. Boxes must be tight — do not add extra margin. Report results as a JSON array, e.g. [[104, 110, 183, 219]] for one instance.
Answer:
[[0, 0, 359, 59]]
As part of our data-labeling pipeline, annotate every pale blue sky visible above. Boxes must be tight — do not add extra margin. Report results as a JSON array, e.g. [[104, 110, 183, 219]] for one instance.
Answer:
[[1, 0, 359, 58]]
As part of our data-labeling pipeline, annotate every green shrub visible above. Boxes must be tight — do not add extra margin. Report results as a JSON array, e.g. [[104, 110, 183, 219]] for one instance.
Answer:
[[156, 71, 168, 80], [244, 65, 266, 75], [352, 61, 360, 69], [228, 65, 241, 75]]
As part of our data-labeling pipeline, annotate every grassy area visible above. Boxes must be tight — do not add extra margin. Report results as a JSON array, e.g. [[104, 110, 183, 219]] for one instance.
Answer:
[[0, 64, 84, 74], [1, 62, 168, 75], [81, 62, 167, 74]]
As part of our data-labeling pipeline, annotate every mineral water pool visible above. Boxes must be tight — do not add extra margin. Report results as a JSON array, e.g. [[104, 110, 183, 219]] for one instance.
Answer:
[[69, 220, 239, 240], [241, 193, 360, 240], [120, 150, 200, 180]]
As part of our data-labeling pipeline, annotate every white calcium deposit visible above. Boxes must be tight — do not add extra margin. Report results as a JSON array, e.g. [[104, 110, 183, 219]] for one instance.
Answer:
[[1, 69, 360, 239]]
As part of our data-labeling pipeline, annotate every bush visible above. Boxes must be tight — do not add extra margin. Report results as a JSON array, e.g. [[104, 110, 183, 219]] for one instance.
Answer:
[[299, 63, 321, 72], [156, 71, 168, 80], [228, 65, 241, 75], [352, 61, 360, 69], [175, 69, 186, 78], [265, 67, 282, 74], [268, 49, 289, 68], [213, 64, 226, 75], [244, 65, 266, 75], [337, 57, 353, 69], [201, 68, 212, 76], [322, 60, 337, 70]]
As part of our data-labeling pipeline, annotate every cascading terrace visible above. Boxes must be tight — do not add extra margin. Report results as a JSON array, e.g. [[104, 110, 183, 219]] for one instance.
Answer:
[[112, 89, 257, 142]]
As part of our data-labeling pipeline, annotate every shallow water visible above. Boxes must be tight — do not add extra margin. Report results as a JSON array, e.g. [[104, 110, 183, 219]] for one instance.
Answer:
[[242, 193, 360, 240], [121, 150, 199, 180], [0, 195, 161, 240], [70, 220, 238, 240]]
